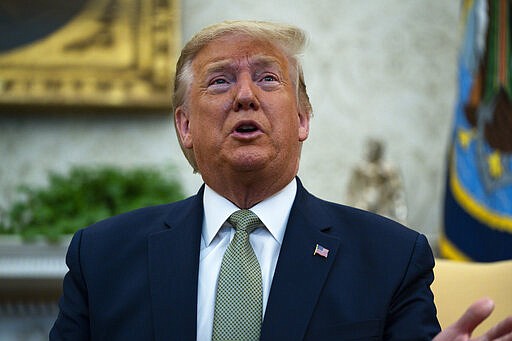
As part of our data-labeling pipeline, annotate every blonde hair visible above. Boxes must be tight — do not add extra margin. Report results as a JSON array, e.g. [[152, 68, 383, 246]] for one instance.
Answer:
[[173, 20, 312, 171]]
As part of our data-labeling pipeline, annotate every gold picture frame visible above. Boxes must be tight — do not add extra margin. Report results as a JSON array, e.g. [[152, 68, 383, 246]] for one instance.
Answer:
[[0, 0, 180, 111]]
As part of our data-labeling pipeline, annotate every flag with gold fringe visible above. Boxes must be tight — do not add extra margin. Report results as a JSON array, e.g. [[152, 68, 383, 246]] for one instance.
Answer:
[[441, 0, 512, 261]]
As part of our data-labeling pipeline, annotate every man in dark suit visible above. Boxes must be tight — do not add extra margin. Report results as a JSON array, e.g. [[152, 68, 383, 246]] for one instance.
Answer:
[[51, 21, 512, 340]]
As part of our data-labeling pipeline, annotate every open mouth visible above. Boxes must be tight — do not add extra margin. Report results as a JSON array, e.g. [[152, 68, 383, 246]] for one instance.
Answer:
[[233, 120, 262, 135], [236, 124, 258, 133]]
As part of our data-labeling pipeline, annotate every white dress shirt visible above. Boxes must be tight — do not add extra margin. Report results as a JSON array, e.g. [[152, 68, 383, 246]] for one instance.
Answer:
[[196, 179, 297, 341]]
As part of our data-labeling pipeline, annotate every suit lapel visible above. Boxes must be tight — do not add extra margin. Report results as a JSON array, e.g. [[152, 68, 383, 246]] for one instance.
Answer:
[[148, 188, 204, 341], [260, 180, 341, 340], [146, 180, 340, 340]]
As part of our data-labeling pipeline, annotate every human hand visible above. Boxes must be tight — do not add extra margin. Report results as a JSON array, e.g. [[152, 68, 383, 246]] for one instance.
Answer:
[[433, 298, 512, 341]]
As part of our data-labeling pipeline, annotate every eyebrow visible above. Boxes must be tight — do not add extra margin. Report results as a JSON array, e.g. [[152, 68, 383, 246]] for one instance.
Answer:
[[203, 55, 284, 75]]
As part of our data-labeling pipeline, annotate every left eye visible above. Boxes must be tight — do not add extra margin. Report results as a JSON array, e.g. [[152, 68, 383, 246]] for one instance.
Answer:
[[261, 75, 277, 82]]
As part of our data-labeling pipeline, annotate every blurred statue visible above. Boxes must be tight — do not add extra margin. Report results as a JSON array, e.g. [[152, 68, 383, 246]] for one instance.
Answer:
[[346, 139, 407, 224]]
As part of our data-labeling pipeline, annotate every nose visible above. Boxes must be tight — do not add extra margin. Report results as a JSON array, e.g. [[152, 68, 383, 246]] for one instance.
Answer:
[[233, 74, 260, 112]]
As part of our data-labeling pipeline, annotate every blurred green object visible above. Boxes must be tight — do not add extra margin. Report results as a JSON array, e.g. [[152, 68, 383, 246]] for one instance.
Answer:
[[0, 165, 185, 242]]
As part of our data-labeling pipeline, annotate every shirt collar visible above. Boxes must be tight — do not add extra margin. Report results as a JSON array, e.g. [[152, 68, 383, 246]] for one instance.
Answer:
[[202, 178, 297, 247]]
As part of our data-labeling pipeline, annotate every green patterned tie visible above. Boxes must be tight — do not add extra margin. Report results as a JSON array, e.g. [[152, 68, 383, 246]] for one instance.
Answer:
[[212, 209, 263, 341]]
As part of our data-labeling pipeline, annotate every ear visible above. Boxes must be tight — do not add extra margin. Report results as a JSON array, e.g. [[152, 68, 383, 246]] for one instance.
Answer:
[[298, 109, 310, 142], [174, 106, 193, 148]]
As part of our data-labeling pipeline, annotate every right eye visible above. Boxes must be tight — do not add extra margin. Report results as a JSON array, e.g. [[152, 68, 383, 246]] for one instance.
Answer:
[[209, 78, 229, 86]]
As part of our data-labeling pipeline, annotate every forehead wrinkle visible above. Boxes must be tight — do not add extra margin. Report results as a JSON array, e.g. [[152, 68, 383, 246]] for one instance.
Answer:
[[201, 54, 286, 76], [248, 54, 285, 70]]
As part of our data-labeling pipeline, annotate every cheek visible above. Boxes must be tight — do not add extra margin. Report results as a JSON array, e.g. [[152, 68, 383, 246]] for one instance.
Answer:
[[195, 97, 233, 127], [189, 112, 224, 149], [219, 99, 233, 112], [203, 89, 234, 109], [271, 106, 301, 137]]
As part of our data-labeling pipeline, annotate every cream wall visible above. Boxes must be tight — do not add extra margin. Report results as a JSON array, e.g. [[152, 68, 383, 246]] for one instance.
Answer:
[[0, 1, 460, 243]]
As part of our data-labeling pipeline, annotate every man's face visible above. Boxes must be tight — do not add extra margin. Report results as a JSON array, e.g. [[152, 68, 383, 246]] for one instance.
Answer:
[[175, 34, 309, 184]]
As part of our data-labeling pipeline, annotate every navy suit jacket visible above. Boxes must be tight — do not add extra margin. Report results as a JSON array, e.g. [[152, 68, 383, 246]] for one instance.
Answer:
[[50, 178, 440, 340]]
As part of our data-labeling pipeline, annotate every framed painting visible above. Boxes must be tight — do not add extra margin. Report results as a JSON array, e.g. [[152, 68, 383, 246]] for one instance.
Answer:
[[0, 0, 180, 111]]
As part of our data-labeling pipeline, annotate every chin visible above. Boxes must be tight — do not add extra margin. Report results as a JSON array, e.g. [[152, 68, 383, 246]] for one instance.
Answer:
[[230, 160, 267, 173], [228, 152, 270, 172]]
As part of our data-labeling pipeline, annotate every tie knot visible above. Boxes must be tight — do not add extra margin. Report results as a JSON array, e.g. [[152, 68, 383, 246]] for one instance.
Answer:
[[228, 209, 262, 234]]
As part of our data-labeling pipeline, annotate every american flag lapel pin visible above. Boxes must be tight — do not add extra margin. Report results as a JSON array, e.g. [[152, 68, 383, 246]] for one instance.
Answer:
[[313, 244, 329, 258]]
